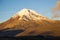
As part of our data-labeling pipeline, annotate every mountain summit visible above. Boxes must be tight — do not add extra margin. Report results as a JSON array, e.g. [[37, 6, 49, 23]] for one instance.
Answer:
[[0, 9, 60, 37], [12, 9, 48, 21]]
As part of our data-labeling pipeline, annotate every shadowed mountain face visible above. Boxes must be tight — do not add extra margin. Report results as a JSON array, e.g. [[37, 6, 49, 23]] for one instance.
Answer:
[[0, 29, 24, 37], [0, 9, 60, 37]]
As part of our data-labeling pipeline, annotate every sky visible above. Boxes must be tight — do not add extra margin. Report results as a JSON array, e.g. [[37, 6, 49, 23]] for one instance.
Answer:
[[0, 0, 60, 22]]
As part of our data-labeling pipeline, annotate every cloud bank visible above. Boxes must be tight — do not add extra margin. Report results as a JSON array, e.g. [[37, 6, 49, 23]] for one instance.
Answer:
[[52, 0, 60, 18]]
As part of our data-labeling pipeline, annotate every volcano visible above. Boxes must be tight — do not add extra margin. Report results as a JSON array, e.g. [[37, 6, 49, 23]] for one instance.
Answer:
[[0, 9, 60, 37]]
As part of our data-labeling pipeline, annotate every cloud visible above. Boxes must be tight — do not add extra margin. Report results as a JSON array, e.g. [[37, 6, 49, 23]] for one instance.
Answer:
[[52, 0, 60, 18]]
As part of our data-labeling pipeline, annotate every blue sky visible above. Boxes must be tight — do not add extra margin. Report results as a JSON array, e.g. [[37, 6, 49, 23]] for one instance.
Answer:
[[0, 0, 59, 22]]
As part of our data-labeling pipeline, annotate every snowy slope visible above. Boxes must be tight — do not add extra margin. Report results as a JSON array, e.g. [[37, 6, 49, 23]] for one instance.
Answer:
[[12, 9, 48, 21]]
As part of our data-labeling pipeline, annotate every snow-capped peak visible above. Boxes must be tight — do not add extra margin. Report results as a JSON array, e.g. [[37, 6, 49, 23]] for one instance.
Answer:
[[12, 8, 29, 17], [12, 8, 48, 21]]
